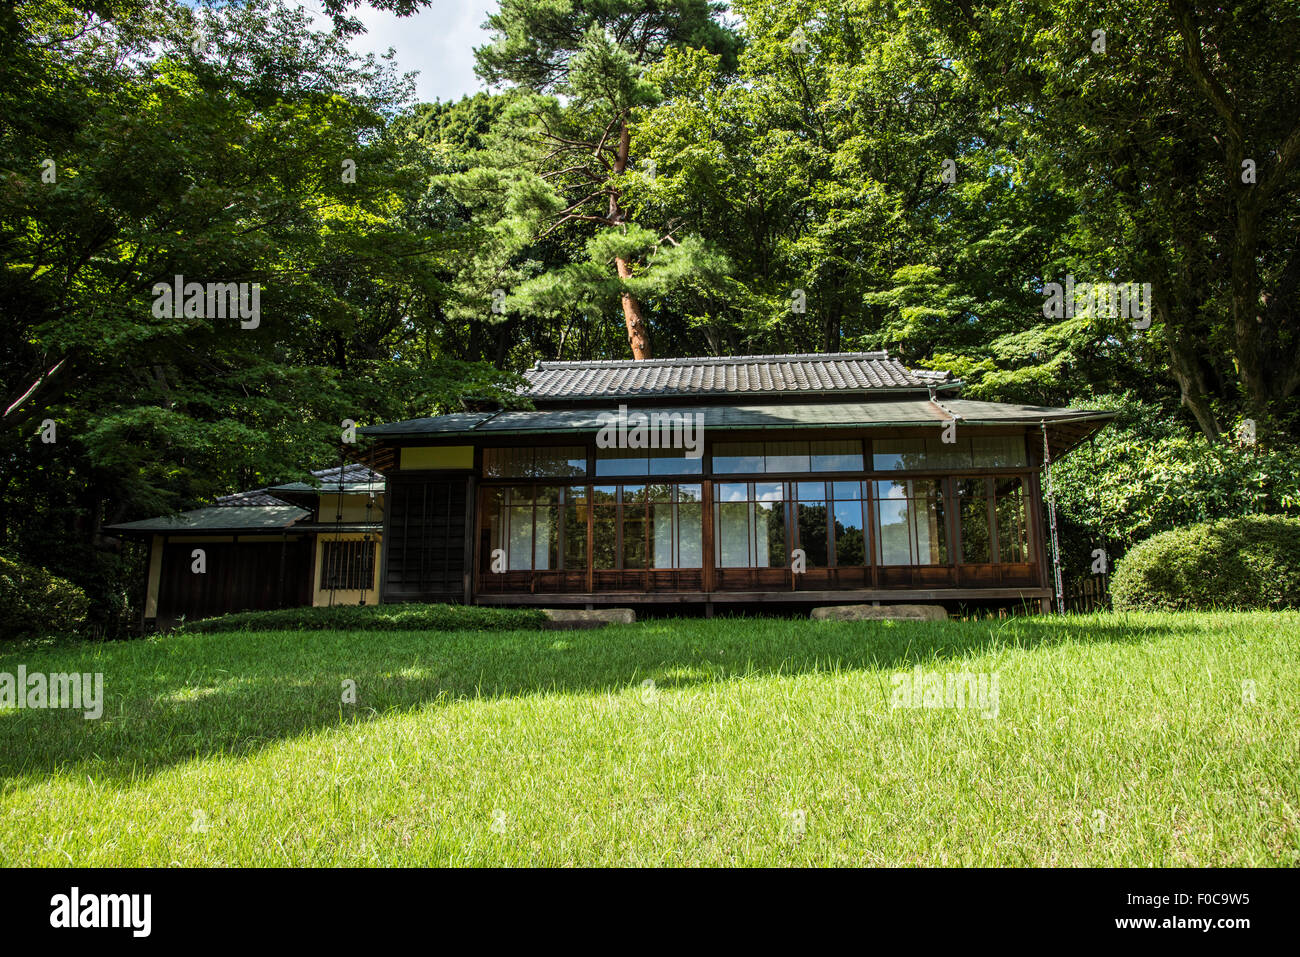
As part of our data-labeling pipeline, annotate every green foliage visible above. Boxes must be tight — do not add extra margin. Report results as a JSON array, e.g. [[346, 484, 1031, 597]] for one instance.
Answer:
[[1111, 516, 1300, 612], [0, 555, 90, 640], [1052, 396, 1300, 577], [0, 1, 517, 634], [180, 602, 548, 634]]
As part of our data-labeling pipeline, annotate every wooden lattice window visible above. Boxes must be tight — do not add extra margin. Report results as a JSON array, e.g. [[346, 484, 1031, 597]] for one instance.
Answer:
[[320, 540, 375, 590]]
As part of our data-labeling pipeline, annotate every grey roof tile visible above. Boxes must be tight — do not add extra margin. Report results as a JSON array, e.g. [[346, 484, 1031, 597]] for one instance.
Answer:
[[106, 505, 310, 534], [522, 352, 954, 399], [270, 463, 386, 494]]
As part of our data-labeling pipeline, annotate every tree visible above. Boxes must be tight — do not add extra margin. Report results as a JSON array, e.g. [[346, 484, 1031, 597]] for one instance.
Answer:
[[470, 0, 740, 358], [923, 0, 1300, 440], [0, 0, 516, 631]]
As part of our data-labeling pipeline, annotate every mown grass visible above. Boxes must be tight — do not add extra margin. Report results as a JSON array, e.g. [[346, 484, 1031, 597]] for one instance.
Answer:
[[0, 612, 1296, 866]]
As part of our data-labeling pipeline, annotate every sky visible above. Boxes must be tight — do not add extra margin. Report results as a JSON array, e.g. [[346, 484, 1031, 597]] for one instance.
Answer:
[[306, 1, 498, 104]]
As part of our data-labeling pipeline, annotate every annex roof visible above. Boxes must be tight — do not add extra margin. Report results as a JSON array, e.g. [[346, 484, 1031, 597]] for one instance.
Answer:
[[269, 463, 386, 495], [105, 505, 310, 534]]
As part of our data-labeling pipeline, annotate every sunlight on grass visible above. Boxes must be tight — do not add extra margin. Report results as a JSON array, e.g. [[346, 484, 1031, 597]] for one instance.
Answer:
[[0, 611, 1296, 866]]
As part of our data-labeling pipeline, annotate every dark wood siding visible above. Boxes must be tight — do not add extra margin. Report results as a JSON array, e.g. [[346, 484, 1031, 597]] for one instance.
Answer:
[[157, 538, 313, 623], [382, 475, 470, 602]]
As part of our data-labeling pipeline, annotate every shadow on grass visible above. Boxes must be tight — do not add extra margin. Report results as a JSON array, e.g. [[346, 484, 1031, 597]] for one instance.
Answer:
[[0, 613, 1207, 790]]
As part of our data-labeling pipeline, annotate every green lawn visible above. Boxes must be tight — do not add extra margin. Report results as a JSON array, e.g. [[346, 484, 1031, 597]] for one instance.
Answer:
[[1, 612, 1296, 866]]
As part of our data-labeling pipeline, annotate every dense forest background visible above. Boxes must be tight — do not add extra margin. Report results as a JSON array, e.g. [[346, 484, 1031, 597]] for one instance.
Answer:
[[3, 0, 1299, 633]]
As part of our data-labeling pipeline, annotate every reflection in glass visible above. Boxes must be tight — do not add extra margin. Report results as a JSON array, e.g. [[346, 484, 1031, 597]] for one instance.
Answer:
[[957, 477, 991, 563], [872, 438, 926, 470], [811, 440, 864, 472], [833, 499, 866, 566], [766, 441, 810, 472], [972, 436, 1028, 468], [796, 499, 828, 568], [713, 442, 765, 474], [874, 479, 947, 565], [995, 477, 1031, 561]]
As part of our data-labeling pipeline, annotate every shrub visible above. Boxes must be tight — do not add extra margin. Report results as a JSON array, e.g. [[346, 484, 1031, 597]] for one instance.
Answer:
[[1053, 394, 1300, 559], [181, 602, 549, 634], [1111, 515, 1300, 611], [0, 555, 91, 640]]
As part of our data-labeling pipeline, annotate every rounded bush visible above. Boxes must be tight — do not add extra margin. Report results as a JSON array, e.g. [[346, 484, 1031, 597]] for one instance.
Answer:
[[0, 555, 91, 640], [1111, 515, 1300, 611]]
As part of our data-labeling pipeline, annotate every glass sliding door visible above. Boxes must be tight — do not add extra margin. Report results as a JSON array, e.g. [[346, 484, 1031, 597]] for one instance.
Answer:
[[873, 478, 947, 566], [713, 481, 788, 589], [479, 485, 581, 592]]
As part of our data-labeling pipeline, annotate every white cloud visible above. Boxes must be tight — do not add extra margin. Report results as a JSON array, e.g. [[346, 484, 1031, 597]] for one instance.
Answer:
[[308, 0, 498, 104]]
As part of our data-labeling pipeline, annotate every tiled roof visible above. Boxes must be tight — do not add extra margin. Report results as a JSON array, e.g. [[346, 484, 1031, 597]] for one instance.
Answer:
[[522, 352, 954, 400], [362, 400, 1115, 461], [215, 488, 291, 507], [106, 505, 310, 534], [270, 463, 386, 494]]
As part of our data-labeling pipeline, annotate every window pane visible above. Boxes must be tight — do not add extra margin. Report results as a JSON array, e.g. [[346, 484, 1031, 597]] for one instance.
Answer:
[[647, 482, 675, 502], [677, 484, 703, 503], [927, 437, 973, 470], [508, 506, 532, 570], [713, 442, 764, 474], [811, 440, 864, 472], [564, 502, 587, 570], [717, 482, 748, 503], [593, 505, 617, 569], [535, 447, 587, 478], [995, 477, 1031, 562], [756, 501, 786, 567], [796, 500, 828, 568], [650, 503, 675, 568], [874, 479, 947, 565], [648, 447, 704, 475], [874, 481, 914, 564], [485, 447, 585, 478], [622, 508, 646, 569], [621, 484, 648, 504], [914, 479, 948, 564], [533, 485, 560, 504], [754, 482, 783, 502], [535, 506, 559, 570], [872, 438, 926, 470], [797, 481, 827, 499], [957, 478, 991, 563], [972, 435, 1028, 468], [508, 485, 534, 505], [677, 503, 703, 567], [832, 481, 863, 501], [483, 448, 527, 478], [596, 447, 647, 477], [766, 441, 810, 473], [833, 500, 866, 566], [717, 502, 751, 567]]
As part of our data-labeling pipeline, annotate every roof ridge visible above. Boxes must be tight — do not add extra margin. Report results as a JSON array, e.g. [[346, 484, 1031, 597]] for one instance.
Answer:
[[533, 351, 891, 369]]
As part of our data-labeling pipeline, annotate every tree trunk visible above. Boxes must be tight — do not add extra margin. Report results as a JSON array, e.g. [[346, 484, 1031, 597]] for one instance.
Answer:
[[610, 122, 652, 359], [1159, 296, 1223, 441]]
